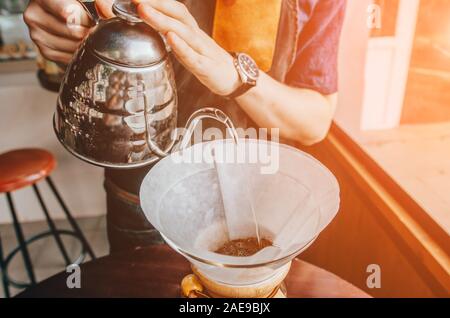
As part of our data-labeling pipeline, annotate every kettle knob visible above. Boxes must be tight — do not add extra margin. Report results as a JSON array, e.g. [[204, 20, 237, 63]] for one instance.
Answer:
[[112, 0, 142, 23]]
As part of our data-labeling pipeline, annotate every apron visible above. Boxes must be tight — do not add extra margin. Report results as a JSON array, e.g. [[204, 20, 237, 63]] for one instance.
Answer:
[[105, 0, 302, 253]]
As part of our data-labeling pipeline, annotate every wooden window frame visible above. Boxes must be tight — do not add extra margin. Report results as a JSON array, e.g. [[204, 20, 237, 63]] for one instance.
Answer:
[[321, 123, 450, 295]]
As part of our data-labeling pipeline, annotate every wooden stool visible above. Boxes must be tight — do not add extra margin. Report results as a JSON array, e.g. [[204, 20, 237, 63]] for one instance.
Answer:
[[0, 149, 95, 297]]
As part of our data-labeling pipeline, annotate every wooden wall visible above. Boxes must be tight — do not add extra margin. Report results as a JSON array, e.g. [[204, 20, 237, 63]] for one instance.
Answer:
[[295, 126, 450, 298]]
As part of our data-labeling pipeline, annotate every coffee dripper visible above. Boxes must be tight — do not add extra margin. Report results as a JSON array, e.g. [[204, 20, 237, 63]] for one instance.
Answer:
[[54, 0, 238, 169], [140, 139, 341, 297]]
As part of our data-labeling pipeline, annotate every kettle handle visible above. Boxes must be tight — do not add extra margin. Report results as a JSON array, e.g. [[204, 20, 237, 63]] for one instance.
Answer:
[[77, 0, 101, 25], [146, 108, 239, 157]]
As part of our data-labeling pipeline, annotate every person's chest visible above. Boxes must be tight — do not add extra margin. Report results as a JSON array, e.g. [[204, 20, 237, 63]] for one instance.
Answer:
[[182, 0, 288, 72], [177, 0, 318, 81], [180, 0, 308, 34]]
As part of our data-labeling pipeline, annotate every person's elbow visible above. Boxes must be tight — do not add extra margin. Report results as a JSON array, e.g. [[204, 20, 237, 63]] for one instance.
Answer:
[[297, 116, 333, 146], [280, 115, 331, 146], [291, 93, 338, 146]]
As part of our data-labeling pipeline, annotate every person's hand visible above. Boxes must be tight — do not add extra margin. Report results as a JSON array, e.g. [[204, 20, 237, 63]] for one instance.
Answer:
[[133, 0, 240, 96], [24, 0, 114, 64]]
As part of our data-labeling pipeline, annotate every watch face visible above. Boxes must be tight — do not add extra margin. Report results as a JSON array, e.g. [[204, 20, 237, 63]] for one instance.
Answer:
[[238, 53, 259, 81]]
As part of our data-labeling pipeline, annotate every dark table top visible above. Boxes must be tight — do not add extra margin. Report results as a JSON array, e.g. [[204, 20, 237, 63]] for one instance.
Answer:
[[18, 245, 370, 298]]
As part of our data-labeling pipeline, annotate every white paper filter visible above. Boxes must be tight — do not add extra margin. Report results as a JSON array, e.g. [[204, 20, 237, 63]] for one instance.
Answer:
[[140, 139, 340, 285]]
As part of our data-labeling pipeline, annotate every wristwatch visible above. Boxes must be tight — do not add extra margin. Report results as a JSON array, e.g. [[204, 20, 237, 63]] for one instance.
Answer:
[[226, 52, 259, 99]]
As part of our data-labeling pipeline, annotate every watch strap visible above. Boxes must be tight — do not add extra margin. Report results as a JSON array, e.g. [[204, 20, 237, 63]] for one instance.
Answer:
[[226, 83, 253, 99]]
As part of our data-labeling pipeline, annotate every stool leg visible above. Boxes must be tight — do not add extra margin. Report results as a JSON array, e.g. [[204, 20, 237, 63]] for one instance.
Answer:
[[0, 234, 10, 298], [45, 178, 96, 260], [6, 193, 36, 285], [32, 184, 71, 266]]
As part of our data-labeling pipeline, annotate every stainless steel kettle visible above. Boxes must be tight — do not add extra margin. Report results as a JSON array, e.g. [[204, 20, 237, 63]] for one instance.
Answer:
[[54, 0, 237, 169]]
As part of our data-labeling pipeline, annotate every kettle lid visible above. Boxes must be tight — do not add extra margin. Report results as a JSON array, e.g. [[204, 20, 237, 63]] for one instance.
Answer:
[[112, 0, 142, 23], [86, 0, 167, 67]]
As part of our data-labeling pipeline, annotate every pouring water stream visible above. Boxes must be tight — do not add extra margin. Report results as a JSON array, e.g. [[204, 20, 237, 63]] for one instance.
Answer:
[[211, 137, 263, 249]]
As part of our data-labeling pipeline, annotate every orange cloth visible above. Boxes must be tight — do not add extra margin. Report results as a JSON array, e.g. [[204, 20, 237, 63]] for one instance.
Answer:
[[213, 0, 282, 72]]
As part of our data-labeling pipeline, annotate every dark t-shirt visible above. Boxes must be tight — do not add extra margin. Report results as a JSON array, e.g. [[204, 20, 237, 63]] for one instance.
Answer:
[[286, 0, 346, 94], [106, 0, 346, 194]]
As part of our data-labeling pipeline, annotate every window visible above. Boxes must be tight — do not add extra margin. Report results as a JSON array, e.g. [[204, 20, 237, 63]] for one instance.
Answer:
[[336, 0, 450, 234]]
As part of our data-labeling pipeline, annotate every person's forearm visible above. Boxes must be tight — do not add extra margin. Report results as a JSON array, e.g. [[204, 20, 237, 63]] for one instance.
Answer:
[[235, 72, 337, 145]]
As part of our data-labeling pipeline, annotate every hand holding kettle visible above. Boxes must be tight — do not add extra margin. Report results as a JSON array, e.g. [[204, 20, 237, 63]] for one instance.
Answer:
[[24, 0, 114, 64], [24, 0, 241, 96]]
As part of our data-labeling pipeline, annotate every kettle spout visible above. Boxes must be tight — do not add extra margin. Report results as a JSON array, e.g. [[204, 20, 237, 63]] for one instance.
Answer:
[[176, 108, 239, 152]]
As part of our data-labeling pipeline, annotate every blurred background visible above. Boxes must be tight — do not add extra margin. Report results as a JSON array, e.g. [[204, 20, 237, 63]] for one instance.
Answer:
[[0, 0, 448, 297], [336, 0, 450, 234], [0, 0, 105, 225], [310, 0, 450, 298], [0, 0, 107, 297]]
